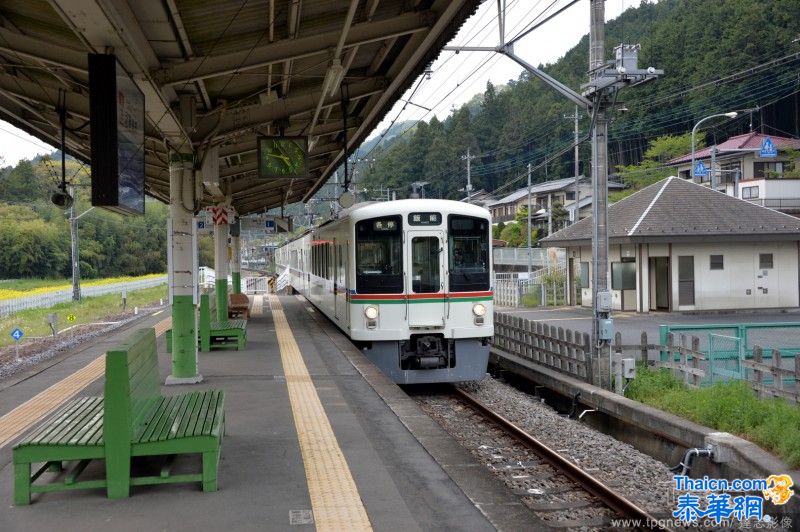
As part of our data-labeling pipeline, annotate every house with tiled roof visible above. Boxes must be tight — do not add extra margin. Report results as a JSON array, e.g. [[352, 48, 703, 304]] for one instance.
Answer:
[[487, 176, 624, 229], [669, 132, 800, 214], [541, 177, 800, 312]]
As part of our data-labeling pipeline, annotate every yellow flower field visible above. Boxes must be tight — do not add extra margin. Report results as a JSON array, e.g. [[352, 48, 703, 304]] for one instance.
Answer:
[[0, 274, 166, 301]]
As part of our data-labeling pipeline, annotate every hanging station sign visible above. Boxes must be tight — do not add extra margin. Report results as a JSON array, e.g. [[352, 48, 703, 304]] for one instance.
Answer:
[[89, 54, 145, 215], [257, 136, 309, 179]]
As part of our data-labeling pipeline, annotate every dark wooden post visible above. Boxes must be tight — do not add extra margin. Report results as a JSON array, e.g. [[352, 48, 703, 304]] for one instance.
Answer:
[[691, 336, 701, 387], [680, 334, 689, 385], [583, 332, 594, 385], [772, 349, 783, 396], [641, 331, 648, 367], [753, 346, 763, 399]]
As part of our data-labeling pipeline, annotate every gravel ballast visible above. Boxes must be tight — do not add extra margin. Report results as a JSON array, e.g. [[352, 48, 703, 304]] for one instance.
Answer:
[[416, 377, 676, 529]]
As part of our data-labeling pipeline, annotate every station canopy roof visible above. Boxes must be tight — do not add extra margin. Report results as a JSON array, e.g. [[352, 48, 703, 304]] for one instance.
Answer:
[[0, 0, 479, 215]]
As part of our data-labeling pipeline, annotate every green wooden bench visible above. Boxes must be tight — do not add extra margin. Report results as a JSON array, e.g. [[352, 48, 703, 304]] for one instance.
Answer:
[[166, 294, 246, 352], [13, 328, 225, 505], [200, 293, 246, 351]]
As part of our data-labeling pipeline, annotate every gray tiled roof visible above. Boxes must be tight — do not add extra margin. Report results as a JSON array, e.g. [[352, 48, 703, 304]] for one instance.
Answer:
[[541, 177, 800, 246]]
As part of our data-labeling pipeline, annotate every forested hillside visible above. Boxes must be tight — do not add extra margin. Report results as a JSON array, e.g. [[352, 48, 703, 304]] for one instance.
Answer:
[[0, 154, 168, 279], [357, 0, 800, 199]]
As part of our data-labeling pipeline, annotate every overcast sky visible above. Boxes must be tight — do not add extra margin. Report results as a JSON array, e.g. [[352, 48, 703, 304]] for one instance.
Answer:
[[0, 0, 643, 166]]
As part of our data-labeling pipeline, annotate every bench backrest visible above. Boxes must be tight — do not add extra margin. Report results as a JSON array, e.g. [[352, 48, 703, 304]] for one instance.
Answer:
[[104, 328, 161, 447], [229, 293, 249, 306]]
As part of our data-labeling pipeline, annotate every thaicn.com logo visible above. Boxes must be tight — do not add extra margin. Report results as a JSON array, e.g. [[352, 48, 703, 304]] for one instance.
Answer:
[[672, 474, 795, 527]]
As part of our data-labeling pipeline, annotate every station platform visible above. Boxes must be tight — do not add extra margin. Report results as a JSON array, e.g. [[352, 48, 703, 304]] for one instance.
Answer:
[[0, 295, 534, 531]]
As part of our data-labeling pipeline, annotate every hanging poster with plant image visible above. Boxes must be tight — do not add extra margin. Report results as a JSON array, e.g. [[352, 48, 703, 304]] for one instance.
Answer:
[[257, 136, 308, 179]]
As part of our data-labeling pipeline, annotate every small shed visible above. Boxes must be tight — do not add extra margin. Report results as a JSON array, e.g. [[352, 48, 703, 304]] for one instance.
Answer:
[[541, 177, 800, 312]]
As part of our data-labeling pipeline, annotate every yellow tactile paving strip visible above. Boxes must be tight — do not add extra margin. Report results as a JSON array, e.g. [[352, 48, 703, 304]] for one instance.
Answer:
[[269, 295, 372, 532], [0, 316, 171, 450]]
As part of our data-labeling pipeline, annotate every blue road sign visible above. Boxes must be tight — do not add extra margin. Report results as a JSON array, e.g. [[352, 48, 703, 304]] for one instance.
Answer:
[[694, 161, 708, 178], [10, 328, 24, 341], [760, 137, 777, 158], [198, 220, 205, 229], [265, 220, 275, 228]]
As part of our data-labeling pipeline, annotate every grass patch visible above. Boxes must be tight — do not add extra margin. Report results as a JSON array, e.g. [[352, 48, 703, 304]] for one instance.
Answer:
[[627, 367, 800, 467], [0, 284, 167, 348], [0, 273, 166, 300]]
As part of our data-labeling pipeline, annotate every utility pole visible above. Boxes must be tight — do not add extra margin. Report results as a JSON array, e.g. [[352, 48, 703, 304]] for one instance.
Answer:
[[462, 148, 475, 202], [589, 0, 611, 382], [442, 0, 661, 387], [564, 106, 581, 223], [527, 162, 532, 280], [710, 146, 718, 191]]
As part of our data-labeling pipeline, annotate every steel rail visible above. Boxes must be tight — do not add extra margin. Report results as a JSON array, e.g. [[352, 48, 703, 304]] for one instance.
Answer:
[[452, 387, 672, 531]]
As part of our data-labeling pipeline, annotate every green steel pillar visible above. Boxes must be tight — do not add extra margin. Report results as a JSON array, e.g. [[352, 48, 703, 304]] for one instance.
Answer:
[[231, 220, 242, 294], [166, 151, 202, 385], [214, 211, 229, 321]]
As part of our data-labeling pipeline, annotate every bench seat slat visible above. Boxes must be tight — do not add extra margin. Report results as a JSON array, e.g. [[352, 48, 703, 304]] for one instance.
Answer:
[[176, 392, 204, 439], [188, 391, 213, 437], [147, 394, 189, 443], [157, 393, 194, 442], [201, 391, 223, 436], [21, 397, 97, 445], [33, 398, 103, 446], [138, 395, 179, 442]]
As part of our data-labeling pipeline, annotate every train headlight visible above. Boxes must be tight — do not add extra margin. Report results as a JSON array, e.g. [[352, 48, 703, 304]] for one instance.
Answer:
[[364, 305, 379, 320], [472, 303, 486, 317]]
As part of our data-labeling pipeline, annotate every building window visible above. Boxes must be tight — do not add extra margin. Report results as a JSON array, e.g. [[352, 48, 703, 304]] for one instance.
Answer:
[[611, 260, 636, 290], [759, 253, 773, 269], [710, 255, 724, 270], [679, 169, 691, 180], [566, 191, 576, 200], [741, 186, 759, 199], [720, 161, 741, 184], [754, 161, 784, 178], [579, 261, 589, 289]]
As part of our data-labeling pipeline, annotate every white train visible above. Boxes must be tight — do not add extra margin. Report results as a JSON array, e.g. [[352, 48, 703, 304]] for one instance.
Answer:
[[276, 199, 493, 384]]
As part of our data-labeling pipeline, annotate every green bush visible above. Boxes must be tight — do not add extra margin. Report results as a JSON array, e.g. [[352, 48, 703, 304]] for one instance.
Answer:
[[627, 367, 800, 467]]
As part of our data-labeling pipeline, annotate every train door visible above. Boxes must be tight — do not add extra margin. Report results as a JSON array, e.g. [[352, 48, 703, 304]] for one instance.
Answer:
[[407, 230, 445, 327]]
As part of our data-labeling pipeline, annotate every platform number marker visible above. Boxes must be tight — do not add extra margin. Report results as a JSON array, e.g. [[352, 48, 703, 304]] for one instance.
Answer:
[[67, 314, 77, 322], [10, 327, 23, 361]]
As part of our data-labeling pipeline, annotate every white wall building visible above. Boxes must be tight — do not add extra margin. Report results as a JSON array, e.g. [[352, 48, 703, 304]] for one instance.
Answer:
[[542, 177, 800, 312]]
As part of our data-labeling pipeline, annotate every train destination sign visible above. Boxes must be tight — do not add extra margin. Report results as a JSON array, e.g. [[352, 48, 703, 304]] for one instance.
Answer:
[[89, 53, 145, 215]]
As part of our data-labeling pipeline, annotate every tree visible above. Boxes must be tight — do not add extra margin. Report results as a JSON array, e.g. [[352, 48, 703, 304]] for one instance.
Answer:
[[612, 132, 706, 201], [492, 221, 505, 240]]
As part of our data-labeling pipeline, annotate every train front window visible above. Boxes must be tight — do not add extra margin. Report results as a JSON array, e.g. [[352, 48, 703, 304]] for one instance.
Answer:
[[356, 216, 403, 294], [448, 215, 490, 292]]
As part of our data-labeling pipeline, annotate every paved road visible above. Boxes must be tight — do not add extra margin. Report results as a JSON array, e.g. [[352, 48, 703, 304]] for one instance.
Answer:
[[497, 306, 800, 346]]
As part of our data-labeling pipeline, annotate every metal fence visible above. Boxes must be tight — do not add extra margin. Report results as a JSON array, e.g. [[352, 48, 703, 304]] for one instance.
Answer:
[[0, 276, 168, 317], [492, 247, 564, 267], [493, 264, 569, 307], [244, 277, 270, 294]]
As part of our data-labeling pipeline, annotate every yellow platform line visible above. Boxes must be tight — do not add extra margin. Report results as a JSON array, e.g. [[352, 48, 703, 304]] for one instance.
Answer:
[[251, 295, 264, 317], [0, 316, 172, 450], [269, 295, 372, 532]]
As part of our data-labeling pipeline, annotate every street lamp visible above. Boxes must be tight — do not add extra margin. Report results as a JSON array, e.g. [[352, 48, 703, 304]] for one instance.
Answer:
[[691, 112, 738, 184], [70, 202, 95, 302]]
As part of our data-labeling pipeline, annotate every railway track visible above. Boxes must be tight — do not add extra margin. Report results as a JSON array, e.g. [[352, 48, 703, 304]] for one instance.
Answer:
[[415, 385, 672, 531]]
